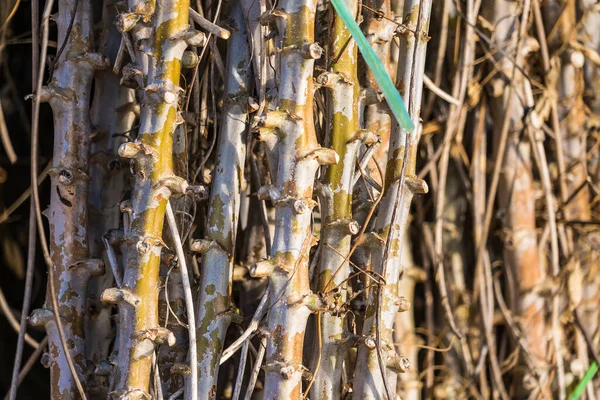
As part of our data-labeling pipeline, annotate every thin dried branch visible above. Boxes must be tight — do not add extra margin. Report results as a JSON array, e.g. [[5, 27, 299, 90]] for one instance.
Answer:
[[165, 202, 197, 400], [0, 287, 40, 348], [0, 103, 17, 164]]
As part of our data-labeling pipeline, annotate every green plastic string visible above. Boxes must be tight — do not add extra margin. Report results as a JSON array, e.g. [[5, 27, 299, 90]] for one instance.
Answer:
[[569, 359, 598, 400], [329, 0, 414, 133]]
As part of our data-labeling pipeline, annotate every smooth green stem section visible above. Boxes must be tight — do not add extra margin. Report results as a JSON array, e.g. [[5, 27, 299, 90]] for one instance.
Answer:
[[329, 0, 413, 132], [570, 361, 598, 400]]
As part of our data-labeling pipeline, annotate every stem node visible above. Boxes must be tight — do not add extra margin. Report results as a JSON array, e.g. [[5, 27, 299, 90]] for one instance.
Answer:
[[101, 288, 141, 306]]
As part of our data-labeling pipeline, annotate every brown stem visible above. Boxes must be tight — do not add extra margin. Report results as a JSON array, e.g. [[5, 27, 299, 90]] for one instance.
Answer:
[[482, 0, 549, 394]]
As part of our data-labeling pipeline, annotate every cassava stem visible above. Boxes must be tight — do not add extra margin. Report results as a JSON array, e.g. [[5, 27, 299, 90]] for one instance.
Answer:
[[353, 1, 431, 398], [29, 1, 107, 398], [101, 1, 199, 397], [549, 0, 599, 356], [309, 0, 363, 397], [482, 1, 549, 392], [86, 3, 137, 396], [191, 2, 250, 397], [361, 0, 395, 170], [250, 0, 338, 396]]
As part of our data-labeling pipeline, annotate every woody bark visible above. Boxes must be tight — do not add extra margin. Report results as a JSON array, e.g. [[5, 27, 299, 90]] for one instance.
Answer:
[[191, 2, 250, 397], [100, 1, 199, 397], [544, 2, 599, 390], [86, 3, 137, 397], [30, 1, 107, 398], [249, 0, 338, 396], [483, 0, 548, 384], [353, 1, 431, 398], [309, 0, 363, 397]]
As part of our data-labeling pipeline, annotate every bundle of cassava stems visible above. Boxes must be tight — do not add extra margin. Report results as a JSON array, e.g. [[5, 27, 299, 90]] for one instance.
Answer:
[[1, 0, 600, 398]]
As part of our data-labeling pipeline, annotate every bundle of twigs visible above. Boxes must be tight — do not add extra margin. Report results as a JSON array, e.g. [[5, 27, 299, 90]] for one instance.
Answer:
[[1, 0, 599, 399]]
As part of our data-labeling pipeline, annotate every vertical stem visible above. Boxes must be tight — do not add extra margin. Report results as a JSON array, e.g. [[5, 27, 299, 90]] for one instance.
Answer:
[[362, 0, 394, 169], [482, 0, 548, 392], [310, 0, 362, 397], [353, 2, 432, 399], [191, 2, 250, 397], [86, 3, 137, 397], [393, 235, 422, 400], [104, 1, 193, 396], [30, 1, 107, 398], [579, 0, 600, 361], [543, 1, 587, 396], [581, 0, 600, 113], [429, 0, 476, 376], [241, 0, 280, 179], [554, 0, 598, 350], [250, 0, 337, 397]]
